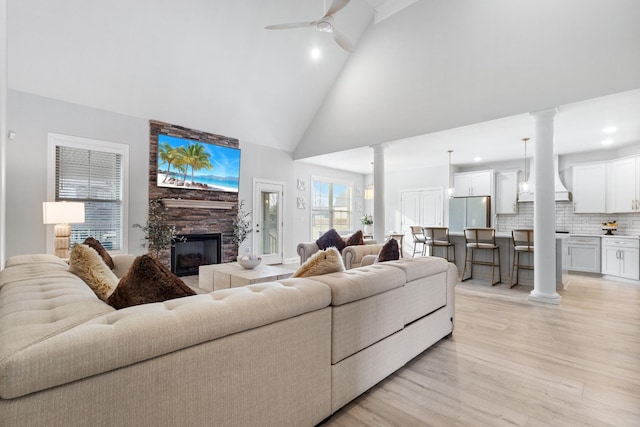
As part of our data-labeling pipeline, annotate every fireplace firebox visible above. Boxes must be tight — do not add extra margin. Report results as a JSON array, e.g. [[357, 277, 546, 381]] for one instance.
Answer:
[[171, 233, 222, 276]]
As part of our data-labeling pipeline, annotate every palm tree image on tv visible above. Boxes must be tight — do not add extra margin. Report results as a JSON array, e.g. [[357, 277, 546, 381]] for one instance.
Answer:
[[157, 134, 240, 193]]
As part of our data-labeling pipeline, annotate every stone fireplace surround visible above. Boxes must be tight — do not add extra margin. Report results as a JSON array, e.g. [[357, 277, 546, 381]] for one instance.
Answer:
[[148, 120, 239, 269]]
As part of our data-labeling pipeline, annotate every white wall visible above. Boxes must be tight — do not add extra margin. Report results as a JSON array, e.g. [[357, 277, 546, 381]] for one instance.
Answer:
[[292, 161, 366, 245], [0, 0, 6, 266], [236, 142, 296, 260], [385, 163, 449, 234], [5, 90, 148, 258], [5, 90, 366, 263]]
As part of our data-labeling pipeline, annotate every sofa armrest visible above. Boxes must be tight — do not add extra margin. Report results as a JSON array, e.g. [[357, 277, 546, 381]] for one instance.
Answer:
[[297, 242, 320, 265], [111, 254, 136, 278], [342, 244, 384, 269]]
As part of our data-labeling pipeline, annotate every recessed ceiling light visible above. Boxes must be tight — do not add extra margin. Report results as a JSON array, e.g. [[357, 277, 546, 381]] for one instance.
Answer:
[[601, 139, 614, 146], [473, 157, 482, 162], [311, 48, 321, 60], [602, 126, 617, 134]]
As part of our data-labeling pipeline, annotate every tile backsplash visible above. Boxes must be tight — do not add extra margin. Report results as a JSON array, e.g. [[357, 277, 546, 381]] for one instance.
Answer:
[[496, 202, 640, 236]]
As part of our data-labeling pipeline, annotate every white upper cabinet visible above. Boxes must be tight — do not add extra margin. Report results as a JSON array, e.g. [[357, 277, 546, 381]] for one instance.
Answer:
[[453, 171, 493, 197], [572, 162, 607, 213], [606, 156, 639, 213], [495, 170, 519, 214]]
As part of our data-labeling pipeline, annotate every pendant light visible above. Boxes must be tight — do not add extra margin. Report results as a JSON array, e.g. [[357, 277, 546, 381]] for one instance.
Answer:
[[447, 150, 455, 198], [519, 138, 530, 193]]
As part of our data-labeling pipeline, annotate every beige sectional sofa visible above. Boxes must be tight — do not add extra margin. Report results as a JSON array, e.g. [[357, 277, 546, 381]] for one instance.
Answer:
[[0, 253, 457, 427], [297, 241, 383, 269]]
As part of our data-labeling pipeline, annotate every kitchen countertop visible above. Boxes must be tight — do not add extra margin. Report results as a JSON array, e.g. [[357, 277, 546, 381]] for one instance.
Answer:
[[570, 233, 640, 239]]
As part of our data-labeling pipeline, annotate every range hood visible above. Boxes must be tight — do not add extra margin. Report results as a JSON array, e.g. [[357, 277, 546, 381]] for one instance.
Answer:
[[518, 155, 572, 202]]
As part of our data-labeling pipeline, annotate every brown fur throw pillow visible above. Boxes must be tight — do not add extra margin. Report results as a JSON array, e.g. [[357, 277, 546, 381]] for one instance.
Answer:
[[107, 254, 196, 309], [69, 244, 119, 301], [293, 247, 345, 278], [315, 228, 346, 253], [344, 230, 364, 247], [83, 237, 115, 269], [375, 238, 400, 263]]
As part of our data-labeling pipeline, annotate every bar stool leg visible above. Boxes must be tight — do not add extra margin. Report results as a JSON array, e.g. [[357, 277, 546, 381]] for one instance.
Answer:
[[462, 246, 470, 281], [497, 246, 502, 284], [490, 246, 501, 286], [470, 247, 475, 278], [510, 249, 517, 288]]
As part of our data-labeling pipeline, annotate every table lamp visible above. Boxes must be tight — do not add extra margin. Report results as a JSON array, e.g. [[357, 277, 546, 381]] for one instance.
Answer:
[[43, 201, 85, 258]]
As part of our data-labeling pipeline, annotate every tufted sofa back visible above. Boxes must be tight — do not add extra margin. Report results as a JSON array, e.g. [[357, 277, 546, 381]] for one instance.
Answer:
[[0, 254, 331, 399]]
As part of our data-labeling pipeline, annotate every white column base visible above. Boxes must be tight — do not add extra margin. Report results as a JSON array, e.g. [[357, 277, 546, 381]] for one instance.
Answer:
[[528, 289, 561, 305]]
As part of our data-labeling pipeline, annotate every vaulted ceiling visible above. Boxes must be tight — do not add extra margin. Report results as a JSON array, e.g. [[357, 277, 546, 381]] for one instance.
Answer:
[[8, 0, 640, 171]]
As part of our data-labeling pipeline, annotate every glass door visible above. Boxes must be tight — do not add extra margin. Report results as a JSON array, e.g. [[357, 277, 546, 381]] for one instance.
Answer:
[[253, 180, 284, 264]]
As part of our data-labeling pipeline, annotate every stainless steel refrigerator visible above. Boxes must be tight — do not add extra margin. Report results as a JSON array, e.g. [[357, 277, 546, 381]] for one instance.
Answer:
[[449, 196, 491, 232]]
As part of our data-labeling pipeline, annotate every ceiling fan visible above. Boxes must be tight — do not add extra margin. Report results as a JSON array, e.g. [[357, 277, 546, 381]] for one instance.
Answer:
[[265, 0, 354, 52]]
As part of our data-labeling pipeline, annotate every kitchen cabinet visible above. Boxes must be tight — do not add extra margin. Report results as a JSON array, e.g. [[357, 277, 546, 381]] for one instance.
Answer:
[[601, 237, 640, 280], [567, 236, 601, 273], [606, 156, 639, 213], [495, 170, 519, 214], [572, 162, 606, 213], [453, 170, 493, 197]]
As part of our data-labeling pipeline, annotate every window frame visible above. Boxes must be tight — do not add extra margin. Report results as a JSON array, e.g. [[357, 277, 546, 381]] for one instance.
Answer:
[[47, 133, 129, 254], [310, 175, 354, 238]]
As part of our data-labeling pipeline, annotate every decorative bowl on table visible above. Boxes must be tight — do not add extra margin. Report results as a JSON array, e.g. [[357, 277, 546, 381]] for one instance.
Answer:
[[238, 254, 262, 270]]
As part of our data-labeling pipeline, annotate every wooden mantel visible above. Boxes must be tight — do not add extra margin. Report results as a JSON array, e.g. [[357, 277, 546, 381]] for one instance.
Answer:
[[160, 199, 235, 210]]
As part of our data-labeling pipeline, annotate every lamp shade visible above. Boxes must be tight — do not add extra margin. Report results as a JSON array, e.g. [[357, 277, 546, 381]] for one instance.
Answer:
[[43, 202, 85, 224]]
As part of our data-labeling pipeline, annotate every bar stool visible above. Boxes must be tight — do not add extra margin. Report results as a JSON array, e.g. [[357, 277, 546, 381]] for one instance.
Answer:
[[462, 227, 501, 285], [510, 229, 534, 288], [423, 227, 456, 263], [410, 226, 427, 257]]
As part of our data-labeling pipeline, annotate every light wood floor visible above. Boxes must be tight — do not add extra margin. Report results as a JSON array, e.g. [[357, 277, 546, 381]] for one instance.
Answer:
[[322, 276, 640, 427]]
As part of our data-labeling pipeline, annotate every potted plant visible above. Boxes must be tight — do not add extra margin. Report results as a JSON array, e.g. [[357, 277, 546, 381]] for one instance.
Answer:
[[361, 213, 374, 235], [133, 199, 182, 259], [232, 200, 259, 268]]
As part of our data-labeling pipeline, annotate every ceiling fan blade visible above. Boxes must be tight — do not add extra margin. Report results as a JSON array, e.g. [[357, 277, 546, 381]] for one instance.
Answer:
[[265, 21, 314, 30], [332, 28, 354, 52], [323, 0, 350, 18]]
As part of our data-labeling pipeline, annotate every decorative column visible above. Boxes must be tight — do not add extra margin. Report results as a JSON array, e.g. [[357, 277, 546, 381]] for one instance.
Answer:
[[529, 109, 561, 304], [372, 144, 387, 243]]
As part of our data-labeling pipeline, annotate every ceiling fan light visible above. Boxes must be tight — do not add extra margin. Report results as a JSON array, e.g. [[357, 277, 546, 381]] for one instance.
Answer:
[[317, 20, 332, 32]]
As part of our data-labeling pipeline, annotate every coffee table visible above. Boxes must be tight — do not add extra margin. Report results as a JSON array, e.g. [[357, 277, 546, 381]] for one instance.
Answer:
[[198, 262, 294, 291]]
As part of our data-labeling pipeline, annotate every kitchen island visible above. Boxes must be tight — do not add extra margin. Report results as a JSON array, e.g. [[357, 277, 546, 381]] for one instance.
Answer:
[[447, 231, 569, 289]]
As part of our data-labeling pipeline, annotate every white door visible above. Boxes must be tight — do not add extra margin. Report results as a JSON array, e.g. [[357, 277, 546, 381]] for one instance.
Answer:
[[400, 188, 443, 256], [253, 180, 284, 265]]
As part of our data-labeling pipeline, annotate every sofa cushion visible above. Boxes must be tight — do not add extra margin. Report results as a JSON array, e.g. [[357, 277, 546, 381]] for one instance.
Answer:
[[83, 237, 115, 269], [375, 238, 400, 262], [107, 255, 195, 309], [344, 230, 364, 247], [310, 264, 406, 306], [68, 244, 119, 301], [292, 247, 345, 278], [382, 256, 449, 282], [315, 229, 346, 253]]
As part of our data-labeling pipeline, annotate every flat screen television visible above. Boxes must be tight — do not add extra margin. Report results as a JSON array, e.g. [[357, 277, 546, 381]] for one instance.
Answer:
[[157, 134, 240, 193]]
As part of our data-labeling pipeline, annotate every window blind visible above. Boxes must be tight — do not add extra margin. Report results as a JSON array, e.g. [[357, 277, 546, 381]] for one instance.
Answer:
[[55, 146, 123, 250]]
